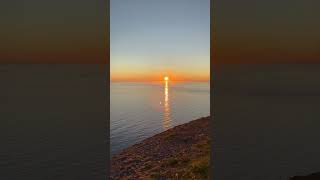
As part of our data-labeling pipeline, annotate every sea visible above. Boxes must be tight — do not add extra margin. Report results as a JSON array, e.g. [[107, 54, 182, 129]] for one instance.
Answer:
[[110, 81, 210, 155]]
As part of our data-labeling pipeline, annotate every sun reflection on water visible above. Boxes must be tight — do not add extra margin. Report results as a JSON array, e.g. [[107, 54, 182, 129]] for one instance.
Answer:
[[163, 80, 171, 130]]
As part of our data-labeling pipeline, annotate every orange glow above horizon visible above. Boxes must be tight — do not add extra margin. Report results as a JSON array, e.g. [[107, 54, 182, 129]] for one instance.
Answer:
[[110, 55, 210, 82], [110, 69, 209, 82], [110, 75, 209, 82]]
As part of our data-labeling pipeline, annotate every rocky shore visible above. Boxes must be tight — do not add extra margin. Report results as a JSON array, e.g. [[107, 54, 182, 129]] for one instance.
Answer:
[[110, 116, 210, 180]]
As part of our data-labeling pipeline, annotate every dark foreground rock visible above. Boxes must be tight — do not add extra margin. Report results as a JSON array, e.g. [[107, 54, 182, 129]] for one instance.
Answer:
[[110, 116, 210, 180], [290, 172, 320, 180]]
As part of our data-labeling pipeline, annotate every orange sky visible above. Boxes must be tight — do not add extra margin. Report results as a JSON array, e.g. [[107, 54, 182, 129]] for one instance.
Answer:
[[110, 56, 210, 82], [111, 69, 209, 82]]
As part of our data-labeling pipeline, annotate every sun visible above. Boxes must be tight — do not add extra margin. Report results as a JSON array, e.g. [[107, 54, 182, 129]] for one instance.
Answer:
[[164, 76, 169, 81]]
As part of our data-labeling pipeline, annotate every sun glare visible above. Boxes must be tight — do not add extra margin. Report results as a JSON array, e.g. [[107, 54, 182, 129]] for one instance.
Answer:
[[164, 76, 169, 81]]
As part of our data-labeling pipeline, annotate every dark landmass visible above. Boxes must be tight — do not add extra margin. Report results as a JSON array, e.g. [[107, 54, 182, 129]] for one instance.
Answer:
[[110, 116, 210, 180], [290, 172, 320, 180]]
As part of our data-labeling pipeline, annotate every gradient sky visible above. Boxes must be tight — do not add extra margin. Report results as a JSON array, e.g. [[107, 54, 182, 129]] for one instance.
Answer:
[[214, 0, 320, 64], [110, 0, 210, 82], [0, 0, 108, 63]]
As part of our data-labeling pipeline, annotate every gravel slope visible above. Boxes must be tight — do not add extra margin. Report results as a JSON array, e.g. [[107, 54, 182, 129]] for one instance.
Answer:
[[111, 116, 210, 180]]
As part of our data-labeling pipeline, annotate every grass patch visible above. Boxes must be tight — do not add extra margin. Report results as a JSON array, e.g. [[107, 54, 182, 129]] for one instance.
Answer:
[[191, 162, 209, 178], [189, 156, 210, 179]]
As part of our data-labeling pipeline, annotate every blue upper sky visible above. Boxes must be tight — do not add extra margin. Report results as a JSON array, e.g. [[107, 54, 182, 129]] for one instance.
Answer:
[[110, 0, 210, 81]]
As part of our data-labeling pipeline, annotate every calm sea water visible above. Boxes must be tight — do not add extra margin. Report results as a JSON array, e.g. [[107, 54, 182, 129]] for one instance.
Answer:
[[110, 81, 210, 155]]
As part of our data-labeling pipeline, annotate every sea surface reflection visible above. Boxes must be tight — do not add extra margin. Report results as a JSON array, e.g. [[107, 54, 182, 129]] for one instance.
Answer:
[[110, 81, 210, 155], [163, 80, 170, 130]]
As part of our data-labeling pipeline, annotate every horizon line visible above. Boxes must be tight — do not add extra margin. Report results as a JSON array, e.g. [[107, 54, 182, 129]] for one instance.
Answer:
[[110, 80, 210, 83]]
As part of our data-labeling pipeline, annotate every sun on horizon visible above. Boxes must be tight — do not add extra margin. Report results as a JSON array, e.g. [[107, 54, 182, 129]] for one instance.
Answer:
[[164, 76, 169, 81]]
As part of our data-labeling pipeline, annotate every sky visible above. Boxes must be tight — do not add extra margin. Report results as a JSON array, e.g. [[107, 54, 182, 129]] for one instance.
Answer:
[[214, 0, 320, 64], [0, 0, 108, 63], [110, 0, 210, 82]]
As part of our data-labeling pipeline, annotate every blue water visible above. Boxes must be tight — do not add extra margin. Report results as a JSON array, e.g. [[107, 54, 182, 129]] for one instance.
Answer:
[[110, 81, 210, 155]]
